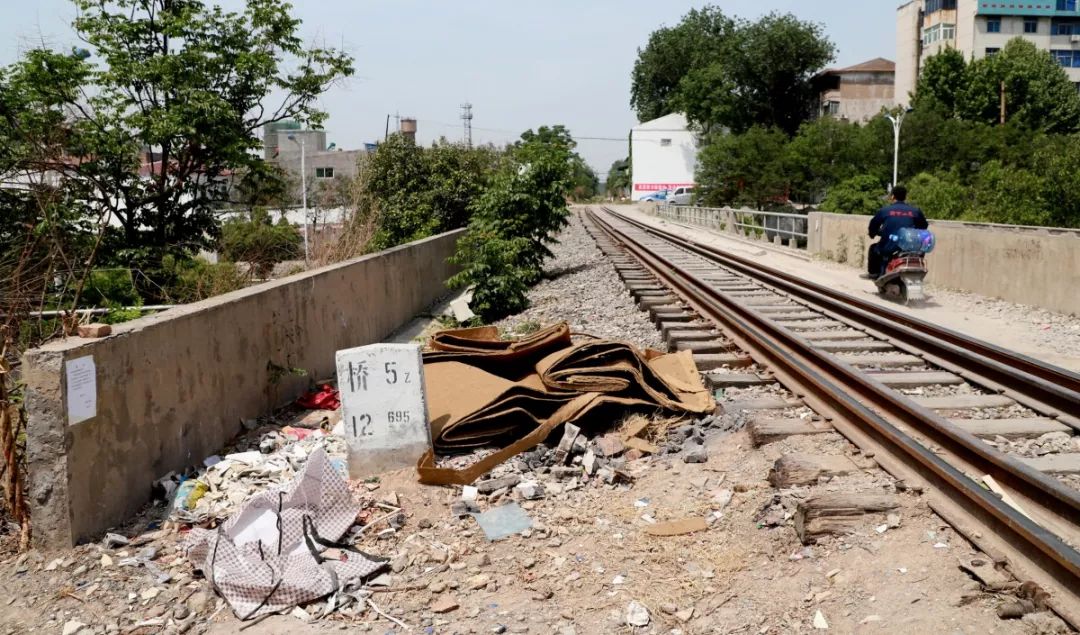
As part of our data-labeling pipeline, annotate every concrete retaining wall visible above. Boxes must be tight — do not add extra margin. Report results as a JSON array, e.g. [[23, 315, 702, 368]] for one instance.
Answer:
[[807, 212, 1080, 315], [23, 230, 463, 547]]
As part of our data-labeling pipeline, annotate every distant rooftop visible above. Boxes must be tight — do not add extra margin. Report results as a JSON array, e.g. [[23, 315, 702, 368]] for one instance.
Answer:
[[834, 58, 896, 74]]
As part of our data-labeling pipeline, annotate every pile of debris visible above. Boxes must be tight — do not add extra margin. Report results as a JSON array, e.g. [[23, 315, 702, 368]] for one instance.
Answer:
[[154, 415, 348, 527]]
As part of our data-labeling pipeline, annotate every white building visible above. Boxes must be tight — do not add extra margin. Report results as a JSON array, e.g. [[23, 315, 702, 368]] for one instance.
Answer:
[[896, 0, 1080, 106], [630, 113, 698, 201]]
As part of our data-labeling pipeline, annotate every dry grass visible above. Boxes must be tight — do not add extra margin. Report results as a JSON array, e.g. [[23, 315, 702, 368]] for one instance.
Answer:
[[617, 412, 687, 446]]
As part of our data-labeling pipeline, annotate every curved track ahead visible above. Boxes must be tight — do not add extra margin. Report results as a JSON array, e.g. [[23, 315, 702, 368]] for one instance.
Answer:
[[585, 206, 1080, 626]]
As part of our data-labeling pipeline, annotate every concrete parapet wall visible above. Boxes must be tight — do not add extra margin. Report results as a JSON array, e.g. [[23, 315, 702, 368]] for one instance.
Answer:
[[23, 230, 463, 547], [807, 212, 1080, 315]]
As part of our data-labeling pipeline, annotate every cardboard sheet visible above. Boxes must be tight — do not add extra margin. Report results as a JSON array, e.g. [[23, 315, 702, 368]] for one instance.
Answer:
[[417, 322, 715, 485]]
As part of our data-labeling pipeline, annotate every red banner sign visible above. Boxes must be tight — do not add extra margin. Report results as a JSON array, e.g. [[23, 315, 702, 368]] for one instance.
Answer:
[[634, 182, 695, 192]]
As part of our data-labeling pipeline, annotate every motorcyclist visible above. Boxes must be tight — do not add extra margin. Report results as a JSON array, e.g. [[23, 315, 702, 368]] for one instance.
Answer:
[[865, 185, 928, 279]]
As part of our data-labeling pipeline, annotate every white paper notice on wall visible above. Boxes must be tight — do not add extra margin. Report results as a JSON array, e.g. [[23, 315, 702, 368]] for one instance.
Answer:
[[65, 355, 97, 425], [335, 343, 431, 479]]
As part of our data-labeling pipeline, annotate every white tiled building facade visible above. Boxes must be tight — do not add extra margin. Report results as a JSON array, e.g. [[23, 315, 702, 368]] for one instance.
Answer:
[[896, 0, 1080, 105]]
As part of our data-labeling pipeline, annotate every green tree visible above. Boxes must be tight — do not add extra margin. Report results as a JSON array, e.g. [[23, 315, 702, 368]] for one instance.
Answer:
[[605, 158, 631, 198], [630, 7, 735, 122], [959, 38, 1080, 133], [234, 162, 291, 210], [450, 127, 575, 320], [969, 161, 1051, 226], [906, 172, 970, 220], [1034, 135, 1080, 227], [820, 174, 886, 216], [3, 0, 352, 299], [683, 13, 835, 135], [696, 126, 789, 208], [631, 8, 833, 134], [220, 209, 302, 277], [569, 160, 600, 202], [363, 135, 501, 250], [912, 48, 969, 116], [784, 117, 867, 203]]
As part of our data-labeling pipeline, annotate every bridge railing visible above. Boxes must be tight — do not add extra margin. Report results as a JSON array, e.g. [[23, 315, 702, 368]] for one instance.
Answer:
[[655, 204, 809, 249]]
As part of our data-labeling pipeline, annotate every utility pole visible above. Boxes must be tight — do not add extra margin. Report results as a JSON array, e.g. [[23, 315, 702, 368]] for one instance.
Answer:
[[1000, 81, 1007, 125], [460, 103, 473, 148], [287, 134, 309, 266]]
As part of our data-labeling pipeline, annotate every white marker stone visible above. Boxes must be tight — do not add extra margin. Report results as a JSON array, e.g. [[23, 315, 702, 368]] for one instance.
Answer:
[[335, 343, 431, 479]]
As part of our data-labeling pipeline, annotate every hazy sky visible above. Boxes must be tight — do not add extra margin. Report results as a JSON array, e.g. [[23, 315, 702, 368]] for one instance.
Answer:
[[1, 1, 897, 177]]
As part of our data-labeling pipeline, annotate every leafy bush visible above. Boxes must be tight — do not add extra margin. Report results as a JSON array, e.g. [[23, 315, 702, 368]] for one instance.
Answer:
[[219, 208, 302, 278], [79, 268, 142, 308], [450, 127, 575, 321], [160, 255, 248, 303], [906, 172, 969, 220], [820, 175, 885, 215]]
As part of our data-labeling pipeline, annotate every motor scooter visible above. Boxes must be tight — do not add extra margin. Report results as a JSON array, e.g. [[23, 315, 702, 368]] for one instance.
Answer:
[[873, 228, 935, 304]]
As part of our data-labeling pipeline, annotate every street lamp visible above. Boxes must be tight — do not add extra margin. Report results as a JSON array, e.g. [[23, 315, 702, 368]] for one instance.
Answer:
[[287, 133, 310, 266], [885, 107, 914, 192]]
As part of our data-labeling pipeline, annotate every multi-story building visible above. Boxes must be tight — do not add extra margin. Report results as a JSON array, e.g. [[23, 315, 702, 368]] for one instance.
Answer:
[[812, 58, 897, 122], [896, 0, 1080, 105]]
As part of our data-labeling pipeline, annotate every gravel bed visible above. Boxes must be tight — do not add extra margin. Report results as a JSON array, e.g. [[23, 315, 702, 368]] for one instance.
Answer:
[[898, 383, 986, 398], [937, 288, 1080, 360], [494, 212, 663, 350]]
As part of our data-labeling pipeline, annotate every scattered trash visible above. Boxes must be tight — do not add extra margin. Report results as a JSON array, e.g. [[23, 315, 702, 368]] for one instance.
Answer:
[[813, 609, 829, 629], [184, 449, 388, 619], [103, 532, 130, 548], [997, 599, 1036, 619], [474, 502, 533, 541], [626, 600, 651, 627], [644, 517, 708, 537], [172, 479, 208, 512], [296, 384, 341, 410]]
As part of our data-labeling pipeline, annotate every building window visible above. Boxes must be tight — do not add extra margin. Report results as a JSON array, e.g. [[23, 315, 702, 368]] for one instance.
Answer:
[[942, 23, 956, 40], [824, 101, 840, 116], [1057, 0, 1077, 11], [925, 0, 957, 13], [923, 24, 939, 45], [987, 18, 1001, 33], [660, 138, 672, 147], [1051, 19, 1080, 34], [1024, 18, 1038, 33], [315, 167, 335, 178], [1052, 50, 1080, 67], [986, 47, 1001, 56]]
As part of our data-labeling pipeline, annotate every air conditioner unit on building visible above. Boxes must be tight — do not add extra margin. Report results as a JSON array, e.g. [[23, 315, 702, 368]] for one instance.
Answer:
[[1072, 34, 1080, 43]]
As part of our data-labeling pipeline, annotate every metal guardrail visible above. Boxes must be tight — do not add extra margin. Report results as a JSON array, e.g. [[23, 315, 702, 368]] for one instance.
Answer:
[[656, 204, 809, 248]]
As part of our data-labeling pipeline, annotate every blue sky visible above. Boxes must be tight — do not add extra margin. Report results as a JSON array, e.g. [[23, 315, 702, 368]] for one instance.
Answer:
[[1, 1, 897, 177]]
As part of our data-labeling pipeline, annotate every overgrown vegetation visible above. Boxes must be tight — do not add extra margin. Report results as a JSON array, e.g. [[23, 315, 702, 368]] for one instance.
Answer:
[[449, 126, 579, 321], [633, 7, 1080, 228], [631, 7, 835, 134], [220, 209, 302, 278]]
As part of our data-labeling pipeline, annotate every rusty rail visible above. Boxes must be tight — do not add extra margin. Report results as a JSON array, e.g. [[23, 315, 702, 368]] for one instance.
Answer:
[[585, 207, 1080, 628]]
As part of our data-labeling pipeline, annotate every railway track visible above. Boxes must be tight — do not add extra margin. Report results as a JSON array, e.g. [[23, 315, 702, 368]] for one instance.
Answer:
[[583, 206, 1080, 626]]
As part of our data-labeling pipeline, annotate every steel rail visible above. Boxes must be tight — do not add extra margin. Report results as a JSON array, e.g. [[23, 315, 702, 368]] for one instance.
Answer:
[[603, 206, 1080, 427], [585, 208, 1080, 627]]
